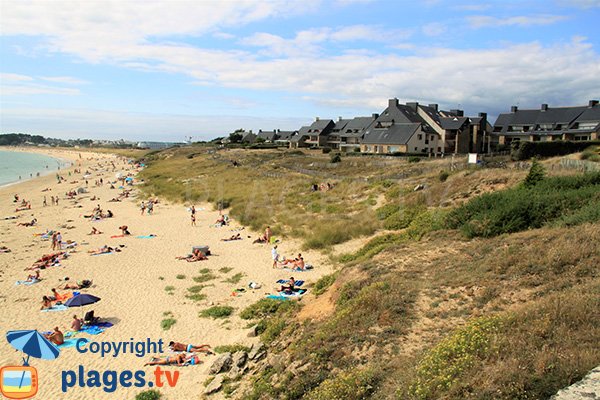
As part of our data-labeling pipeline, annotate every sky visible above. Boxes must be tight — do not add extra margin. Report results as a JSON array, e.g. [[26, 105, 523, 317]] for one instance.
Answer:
[[1, 0, 599, 142]]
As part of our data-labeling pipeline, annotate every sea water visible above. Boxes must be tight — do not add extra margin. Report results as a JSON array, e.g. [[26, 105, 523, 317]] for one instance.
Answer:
[[0, 149, 71, 187]]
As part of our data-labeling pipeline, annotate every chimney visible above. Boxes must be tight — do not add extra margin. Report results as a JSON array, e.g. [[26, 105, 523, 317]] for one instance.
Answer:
[[541, 104, 548, 111], [338, 116, 343, 122], [429, 103, 438, 111], [478, 112, 487, 125], [511, 106, 518, 113], [372, 113, 379, 119], [315, 117, 320, 121], [589, 100, 599, 108], [450, 109, 464, 117], [406, 102, 419, 111], [388, 98, 399, 108], [273, 129, 276, 133]]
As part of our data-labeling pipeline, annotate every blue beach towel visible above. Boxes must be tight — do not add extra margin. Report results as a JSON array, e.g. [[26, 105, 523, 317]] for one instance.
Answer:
[[276, 279, 304, 286], [80, 325, 105, 335], [266, 295, 290, 301], [135, 235, 156, 239], [42, 304, 69, 312], [58, 338, 88, 349]]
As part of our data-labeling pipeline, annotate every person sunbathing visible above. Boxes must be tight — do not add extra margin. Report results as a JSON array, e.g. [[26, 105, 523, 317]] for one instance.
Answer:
[[88, 245, 114, 255], [215, 215, 225, 226], [119, 225, 131, 235], [26, 270, 41, 282], [61, 279, 92, 290], [253, 235, 268, 244], [221, 233, 241, 241], [50, 288, 70, 302], [18, 218, 37, 227], [41, 296, 53, 310], [144, 353, 186, 366], [89, 227, 103, 235], [71, 315, 83, 331], [0, 246, 11, 253], [108, 197, 121, 202], [280, 277, 296, 293], [176, 248, 207, 262], [44, 327, 64, 345], [168, 341, 213, 354]]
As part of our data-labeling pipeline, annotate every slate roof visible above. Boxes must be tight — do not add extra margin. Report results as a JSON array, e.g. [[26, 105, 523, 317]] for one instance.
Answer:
[[290, 126, 310, 143], [341, 116, 377, 138], [440, 117, 469, 130], [362, 123, 421, 145], [257, 130, 278, 141], [308, 119, 335, 135], [275, 131, 296, 141]]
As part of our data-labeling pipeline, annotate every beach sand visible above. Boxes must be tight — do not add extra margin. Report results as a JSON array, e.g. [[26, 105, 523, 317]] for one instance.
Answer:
[[0, 148, 332, 399]]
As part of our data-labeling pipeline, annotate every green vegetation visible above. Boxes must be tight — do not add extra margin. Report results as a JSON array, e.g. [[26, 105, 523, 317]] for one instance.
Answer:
[[523, 158, 545, 187], [219, 267, 234, 273], [240, 298, 298, 320], [224, 272, 244, 284], [581, 145, 600, 162], [313, 273, 337, 296], [135, 389, 162, 400], [339, 233, 405, 263], [200, 305, 234, 319], [305, 368, 379, 400], [160, 318, 176, 330], [446, 172, 600, 237], [511, 139, 600, 160], [175, 274, 186, 279], [193, 271, 216, 283], [164, 285, 175, 295], [214, 344, 251, 354]]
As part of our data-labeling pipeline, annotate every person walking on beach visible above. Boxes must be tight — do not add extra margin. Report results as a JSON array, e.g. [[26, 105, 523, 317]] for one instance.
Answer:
[[51, 232, 58, 250], [55, 197, 59, 206], [43, 196, 47, 207], [191, 213, 196, 226], [51, 195, 55, 206], [272, 245, 280, 269], [147, 200, 154, 215], [265, 226, 272, 243], [140, 201, 146, 215], [55, 232, 63, 250]]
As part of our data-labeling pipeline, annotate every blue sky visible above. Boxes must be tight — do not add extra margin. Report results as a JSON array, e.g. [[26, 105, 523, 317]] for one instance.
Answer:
[[1, 0, 599, 141]]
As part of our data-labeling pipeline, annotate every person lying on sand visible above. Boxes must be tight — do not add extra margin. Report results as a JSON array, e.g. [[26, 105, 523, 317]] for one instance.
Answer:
[[119, 225, 131, 235], [17, 218, 37, 227], [89, 227, 103, 235], [50, 288, 70, 302], [176, 248, 207, 262], [61, 279, 92, 290], [0, 246, 11, 253], [253, 234, 268, 244], [168, 341, 213, 354], [88, 245, 116, 255], [281, 253, 305, 270], [221, 233, 242, 241], [108, 197, 121, 202], [44, 327, 64, 345], [144, 353, 186, 366]]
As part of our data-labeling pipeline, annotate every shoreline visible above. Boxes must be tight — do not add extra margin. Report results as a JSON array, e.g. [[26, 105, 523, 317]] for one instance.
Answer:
[[0, 146, 76, 188]]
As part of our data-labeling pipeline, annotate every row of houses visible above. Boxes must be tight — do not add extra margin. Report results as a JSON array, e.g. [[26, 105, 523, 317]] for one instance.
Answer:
[[239, 98, 600, 155]]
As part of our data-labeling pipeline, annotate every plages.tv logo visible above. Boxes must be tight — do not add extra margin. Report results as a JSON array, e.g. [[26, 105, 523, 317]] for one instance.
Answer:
[[2, 330, 61, 399]]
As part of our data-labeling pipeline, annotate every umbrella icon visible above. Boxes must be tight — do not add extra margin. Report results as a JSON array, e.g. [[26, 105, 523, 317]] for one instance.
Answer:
[[6, 330, 60, 388]]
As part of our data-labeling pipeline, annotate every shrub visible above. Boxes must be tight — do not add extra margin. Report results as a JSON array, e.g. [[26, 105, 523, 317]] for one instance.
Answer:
[[261, 318, 287, 343], [193, 273, 216, 283], [339, 233, 405, 263], [410, 316, 503, 399], [305, 368, 379, 400], [240, 298, 297, 320], [523, 158, 545, 187], [214, 344, 251, 354], [224, 272, 244, 284], [199, 305, 234, 319], [135, 389, 162, 400], [511, 139, 600, 160], [161, 318, 177, 330], [408, 156, 421, 163], [384, 206, 425, 230], [313, 273, 337, 296], [186, 293, 207, 302], [215, 198, 231, 210], [322, 147, 332, 154], [175, 274, 186, 279], [330, 153, 342, 163], [376, 203, 400, 220], [219, 267, 233, 273], [439, 170, 450, 182]]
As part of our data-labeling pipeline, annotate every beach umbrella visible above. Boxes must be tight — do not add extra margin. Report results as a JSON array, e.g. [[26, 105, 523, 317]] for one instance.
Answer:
[[65, 293, 100, 308], [6, 330, 60, 389]]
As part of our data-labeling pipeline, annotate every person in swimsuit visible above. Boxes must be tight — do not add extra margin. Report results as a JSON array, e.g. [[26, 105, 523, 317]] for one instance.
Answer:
[[168, 341, 212, 354], [44, 327, 64, 345], [144, 353, 186, 366]]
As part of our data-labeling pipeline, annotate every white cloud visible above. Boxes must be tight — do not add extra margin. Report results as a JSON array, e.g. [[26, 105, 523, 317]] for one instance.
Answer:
[[422, 22, 446, 37], [39, 76, 88, 85], [1, 73, 82, 95], [467, 14, 567, 28], [557, 0, 600, 9], [213, 32, 236, 40]]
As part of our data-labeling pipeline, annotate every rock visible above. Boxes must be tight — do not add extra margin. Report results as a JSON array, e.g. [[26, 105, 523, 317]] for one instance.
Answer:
[[208, 352, 232, 375], [204, 375, 224, 395], [228, 364, 248, 380], [248, 342, 265, 360], [232, 351, 248, 368], [247, 325, 259, 337], [413, 184, 425, 191], [253, 351, 266, 361], [551, 366, 600, 399], [267, 353, 285, 369]]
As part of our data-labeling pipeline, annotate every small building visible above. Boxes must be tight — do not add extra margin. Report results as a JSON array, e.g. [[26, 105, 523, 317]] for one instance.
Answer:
[[274, 130, 297, 147], [493, 100, 600, 145], [257, 129, 279, 143]]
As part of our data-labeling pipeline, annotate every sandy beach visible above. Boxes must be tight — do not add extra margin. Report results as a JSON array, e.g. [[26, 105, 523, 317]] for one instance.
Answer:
[[0, 147, 332, 399]]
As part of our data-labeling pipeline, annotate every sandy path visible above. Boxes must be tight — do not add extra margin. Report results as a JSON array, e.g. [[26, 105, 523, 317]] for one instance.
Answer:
[[0, 148, 332, 399]]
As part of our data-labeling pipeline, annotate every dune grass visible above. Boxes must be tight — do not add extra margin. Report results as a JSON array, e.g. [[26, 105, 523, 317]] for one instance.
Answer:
[[199, 305, 234, 319]]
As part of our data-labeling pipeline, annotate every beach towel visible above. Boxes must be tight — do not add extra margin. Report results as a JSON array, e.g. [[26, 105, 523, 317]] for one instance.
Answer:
[[80, 325, 105, 335], [89, 321, 114, 328], [136, 235, 156, 239], [266, 295, 290, 301], [277, 289, 307, 298], [58, 338, 87, 349], [91, 252, 113, 256], [15, 279, 41, 286], [276, 279, 304, 286], [42, 304, 69, 312], [110, 234, 125, 238]]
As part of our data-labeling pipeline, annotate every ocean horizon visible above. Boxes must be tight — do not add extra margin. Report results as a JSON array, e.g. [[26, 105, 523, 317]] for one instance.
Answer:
[[0, 149, 70, 187]]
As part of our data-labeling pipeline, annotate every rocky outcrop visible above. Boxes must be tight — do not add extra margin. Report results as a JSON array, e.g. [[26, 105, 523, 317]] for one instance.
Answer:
[[551, 366, 600, 399]]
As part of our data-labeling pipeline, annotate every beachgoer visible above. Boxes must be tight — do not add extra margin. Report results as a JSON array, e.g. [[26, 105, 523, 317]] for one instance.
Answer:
[[147, 201, 154, 215], [191, 213, 196, 226], [119, 225, 130, 235], [89, 227, 103, 235], [41, 296, 53, 310], [168, 341, 212, 354], [43, 196, 47, 207], [44, 327, 64, 345], [26, 270, 41, 282], [140, 201, 146, 215], [71, 315, 83, 331], [272, 245, 280, 268], [280, 277, 296, 293], [144, 353, 186, 366], [265, 226, 272, 243], [56, 232, 63, 250], [62, 279, 92, 290]]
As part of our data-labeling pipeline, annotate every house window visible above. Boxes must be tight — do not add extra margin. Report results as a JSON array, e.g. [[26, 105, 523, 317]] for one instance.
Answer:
[[414, 147, 418, 151], [418, 134, 422, 140], [431, 135, 435, 141]]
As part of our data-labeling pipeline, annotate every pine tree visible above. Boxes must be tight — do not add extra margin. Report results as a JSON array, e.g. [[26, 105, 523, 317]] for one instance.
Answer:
[[523, 158, 546, 188]]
